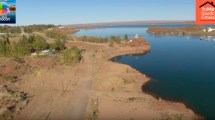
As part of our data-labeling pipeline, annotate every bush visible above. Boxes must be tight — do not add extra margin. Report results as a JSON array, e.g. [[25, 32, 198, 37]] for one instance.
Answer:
[[44, 30, 67, 41], [24, 24, 55, 33], [124, 34, 128, 41], [109, 39, 114, 47], [11, 41, 30, 57], [32, 36, 49, 51], [110, 35, 121, 44], [63, 46, 81, 64], [0, 40, 6, 56], [76, 36, 107, 43], [0, 34, 11, 57], [50, 39, 65, 50], [0, 25, 21, 33], [0, 34, 49, 57], [3, 75, 18, 83]]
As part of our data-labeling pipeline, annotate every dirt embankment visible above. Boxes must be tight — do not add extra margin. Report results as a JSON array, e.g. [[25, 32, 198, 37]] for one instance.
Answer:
[[147, 25, 215, 36], [0, 85, 29, 120], [0, 57, 58, 120], [1, 37, 203, 120]]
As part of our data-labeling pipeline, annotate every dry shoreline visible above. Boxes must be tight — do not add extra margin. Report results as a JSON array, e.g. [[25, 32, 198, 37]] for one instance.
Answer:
[[0, 38, 203, 120], [68, 38, 201, 120], [99, 38, 203, 120]]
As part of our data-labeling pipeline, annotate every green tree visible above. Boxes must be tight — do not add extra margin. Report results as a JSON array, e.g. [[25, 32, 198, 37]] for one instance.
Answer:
[[32, 36, 48, 51], [124, 34, 128, 41]]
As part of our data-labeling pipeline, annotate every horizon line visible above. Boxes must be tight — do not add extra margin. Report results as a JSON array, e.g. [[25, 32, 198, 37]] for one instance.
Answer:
[[1, 20, 195, 26]]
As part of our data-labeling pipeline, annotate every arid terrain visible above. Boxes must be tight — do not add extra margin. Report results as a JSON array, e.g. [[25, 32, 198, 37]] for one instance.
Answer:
[[0, 37, 202, 120]]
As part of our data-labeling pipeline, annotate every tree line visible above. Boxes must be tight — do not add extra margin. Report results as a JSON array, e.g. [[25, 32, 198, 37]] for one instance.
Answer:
[[0, 34, 65, 57], [0, 25, 57, 34], [0, 26, 21, 33], [76, 34, 129, 47], [23, 24, 55, 33]]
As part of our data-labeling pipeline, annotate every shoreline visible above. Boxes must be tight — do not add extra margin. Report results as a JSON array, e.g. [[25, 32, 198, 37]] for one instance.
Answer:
[[147, 25, 215, 37], [104, 39, 204, 120], [141, 80, 203, 118], [65, 38, 203, 120], [9, 37, 203, 120]]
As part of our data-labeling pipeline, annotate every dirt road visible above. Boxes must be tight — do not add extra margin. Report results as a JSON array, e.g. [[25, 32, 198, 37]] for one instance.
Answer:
[[69, 50, 96, 120]]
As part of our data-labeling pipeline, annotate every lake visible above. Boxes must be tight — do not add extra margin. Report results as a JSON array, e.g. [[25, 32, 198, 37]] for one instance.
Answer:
[[75, 25, 215, 120]]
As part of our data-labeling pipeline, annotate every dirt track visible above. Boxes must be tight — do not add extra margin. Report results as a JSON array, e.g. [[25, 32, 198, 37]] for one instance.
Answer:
[[69, 50, 96, 120]]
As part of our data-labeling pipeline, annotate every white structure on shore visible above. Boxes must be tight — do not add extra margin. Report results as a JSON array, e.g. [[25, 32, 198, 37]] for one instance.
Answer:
[[135, 34, 139, 38], [204, 27, 215, 32], [58, 25, 64, 29], [31, 50, 56, 56]]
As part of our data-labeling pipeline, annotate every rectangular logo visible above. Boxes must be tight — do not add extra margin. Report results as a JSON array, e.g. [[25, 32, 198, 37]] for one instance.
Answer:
[[0, 0, 16, 24], [196, 0, 215, 24]]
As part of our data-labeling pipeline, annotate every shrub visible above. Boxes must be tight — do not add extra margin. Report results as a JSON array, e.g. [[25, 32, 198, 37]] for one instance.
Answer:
[[110, 35, 121, 44], [124, 34, 129, 41], [0, 34, 11, 57], [0, 34, 67, 58], [24, 24, 55, 33], [50, 39, 65, 50], [109, 39, 114, 47], [10, 41, 30, 57], [76, 36, 107, 43], [32, 36, 49, 51], [0, 40, 6, 56], [44, 30, 67, 41], [3, 75, 18, 83], [0, 25, 21, 33], [63, 46, 81, 64]]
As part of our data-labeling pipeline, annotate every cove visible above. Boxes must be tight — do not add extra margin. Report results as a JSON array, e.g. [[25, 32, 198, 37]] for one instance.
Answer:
[[75, 25, 215, 120]]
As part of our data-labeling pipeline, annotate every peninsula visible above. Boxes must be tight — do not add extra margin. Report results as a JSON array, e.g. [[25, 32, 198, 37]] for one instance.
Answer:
[[147, 25, 215, 36]]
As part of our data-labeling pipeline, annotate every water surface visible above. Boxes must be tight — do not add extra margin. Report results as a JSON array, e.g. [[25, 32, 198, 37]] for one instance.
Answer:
[[75, 25, 215, 120]]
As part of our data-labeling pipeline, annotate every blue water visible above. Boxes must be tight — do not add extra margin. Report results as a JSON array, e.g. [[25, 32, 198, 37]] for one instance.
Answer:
[[75, 25, 215, 120]]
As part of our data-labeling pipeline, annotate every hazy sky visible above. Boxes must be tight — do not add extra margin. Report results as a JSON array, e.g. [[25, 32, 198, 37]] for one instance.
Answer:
[[17, 0, 195, 25]]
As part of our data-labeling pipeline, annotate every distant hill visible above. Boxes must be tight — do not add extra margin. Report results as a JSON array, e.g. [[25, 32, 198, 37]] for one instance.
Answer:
[[66, 20, 195, 29]]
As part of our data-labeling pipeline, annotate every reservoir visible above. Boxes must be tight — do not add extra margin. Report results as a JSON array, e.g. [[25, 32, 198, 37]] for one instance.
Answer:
[[76, 25, 215, 120]]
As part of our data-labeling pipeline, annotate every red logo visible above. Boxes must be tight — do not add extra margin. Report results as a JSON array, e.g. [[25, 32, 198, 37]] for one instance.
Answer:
[[196, 0, 215, 24]]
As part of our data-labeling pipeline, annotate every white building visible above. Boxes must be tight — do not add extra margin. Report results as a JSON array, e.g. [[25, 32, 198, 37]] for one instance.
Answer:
[[31, 50, 56, 56], [206, 27, 215, 32]]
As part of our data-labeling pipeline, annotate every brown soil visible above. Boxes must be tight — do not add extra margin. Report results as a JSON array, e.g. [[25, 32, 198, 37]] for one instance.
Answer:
[[1, 37, 203, 120], [0, 56, 60, 119], [0, 58, 29, 84], [0, 85, 29, 120]]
